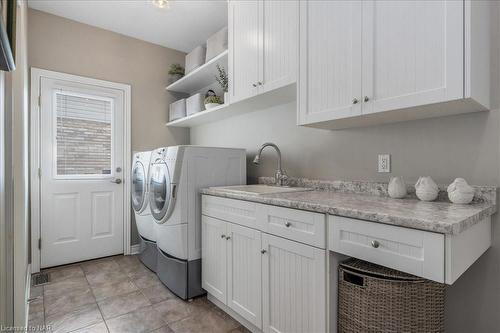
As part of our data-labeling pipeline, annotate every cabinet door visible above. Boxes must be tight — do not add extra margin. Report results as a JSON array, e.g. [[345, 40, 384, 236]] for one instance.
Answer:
[[298, 1, 362, 126], [261, 0, 298, 93], [227, 223, 262, 328], [201, 216, 227, 304], [228, 0, 261, 104], [362, 0, 463, 114], [262, 234, 326, 333]]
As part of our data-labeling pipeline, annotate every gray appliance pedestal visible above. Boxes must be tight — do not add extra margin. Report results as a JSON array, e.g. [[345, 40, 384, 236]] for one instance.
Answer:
[[156, 249, 205, 300], [139, 237, 157, 272]]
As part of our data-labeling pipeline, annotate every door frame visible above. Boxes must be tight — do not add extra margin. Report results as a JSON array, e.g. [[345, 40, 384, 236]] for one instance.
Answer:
[[30, 68, 132, 273]]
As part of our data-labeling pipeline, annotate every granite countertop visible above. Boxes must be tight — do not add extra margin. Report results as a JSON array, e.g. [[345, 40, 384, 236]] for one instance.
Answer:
[[200, 178, 497, 235]]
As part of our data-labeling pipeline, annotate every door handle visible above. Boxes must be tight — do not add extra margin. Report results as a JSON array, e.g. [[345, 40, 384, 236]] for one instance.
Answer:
[[110, 178, 122, 184]]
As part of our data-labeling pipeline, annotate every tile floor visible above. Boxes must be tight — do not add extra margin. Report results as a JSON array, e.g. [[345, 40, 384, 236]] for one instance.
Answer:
[[28, 255, 249, 333]]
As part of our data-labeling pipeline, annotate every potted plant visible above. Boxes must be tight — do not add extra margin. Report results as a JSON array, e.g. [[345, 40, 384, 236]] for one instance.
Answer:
[[215, 64, 229, 103], [204, 95, 222, 109], [168, 63, 185, 83]]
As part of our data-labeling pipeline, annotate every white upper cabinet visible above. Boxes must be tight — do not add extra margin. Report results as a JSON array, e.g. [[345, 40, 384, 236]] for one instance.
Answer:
[[229, 0, 298, 104], [361, 0, 463, 115], [228, 0, 261, 104], [298, 0, 362, 125], [261, 0, 298, 93], [299, 0, 491, 129]]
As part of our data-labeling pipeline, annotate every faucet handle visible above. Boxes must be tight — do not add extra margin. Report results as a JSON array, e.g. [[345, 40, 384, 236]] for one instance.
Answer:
[[275, 170, 289, 186]]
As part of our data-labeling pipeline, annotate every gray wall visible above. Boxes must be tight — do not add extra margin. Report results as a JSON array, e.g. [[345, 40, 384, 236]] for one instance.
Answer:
[[191, 5, 500, 332], [27, 9, 190, 245]]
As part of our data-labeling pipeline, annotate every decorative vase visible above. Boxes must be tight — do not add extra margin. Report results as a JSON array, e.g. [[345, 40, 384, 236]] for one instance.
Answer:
[[415, 176, 439, 201], [447, 178, 475, 204], [388, 177, 407, 199]]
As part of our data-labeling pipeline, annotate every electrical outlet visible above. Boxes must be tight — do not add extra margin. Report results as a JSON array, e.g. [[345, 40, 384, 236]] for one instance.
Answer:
[[378, 154, 391, 173]]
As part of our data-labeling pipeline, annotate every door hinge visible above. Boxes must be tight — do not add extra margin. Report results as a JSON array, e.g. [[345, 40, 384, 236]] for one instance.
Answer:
[[38, 95, 41, 107], [38, 168, 41, 178], [38, 238, 41, 250]]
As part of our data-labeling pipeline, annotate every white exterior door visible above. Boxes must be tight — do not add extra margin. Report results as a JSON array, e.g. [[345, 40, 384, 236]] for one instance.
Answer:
[[39, 77, 125, 268], [361, 0, 463, 114], [262, 234, 326, 333], [229, 0, 261, 103], [201, 215, 227, 303], [261, 0, 298, 93], [298, 0, 362, 125], [227, 223, 262, 329]]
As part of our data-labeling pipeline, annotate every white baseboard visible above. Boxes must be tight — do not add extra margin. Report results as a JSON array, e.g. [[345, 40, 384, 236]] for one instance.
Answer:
[[130, 244, 141, 255]]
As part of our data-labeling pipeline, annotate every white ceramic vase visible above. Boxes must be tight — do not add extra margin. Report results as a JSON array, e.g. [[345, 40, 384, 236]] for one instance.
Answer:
[[447, 178, 475, 204], [415, 176, 439, 201], [388, 177, 407, 199]]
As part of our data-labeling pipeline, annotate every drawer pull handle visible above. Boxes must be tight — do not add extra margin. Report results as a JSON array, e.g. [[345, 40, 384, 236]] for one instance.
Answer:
[[261, 249, 267, 254], [371, 240, 380, 248], [285, 222, 292, 227], [221, 234, 226, 239]]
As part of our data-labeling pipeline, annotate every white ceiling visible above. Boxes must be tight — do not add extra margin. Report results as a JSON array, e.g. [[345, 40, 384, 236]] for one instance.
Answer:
[[27, 0, 228, 52]]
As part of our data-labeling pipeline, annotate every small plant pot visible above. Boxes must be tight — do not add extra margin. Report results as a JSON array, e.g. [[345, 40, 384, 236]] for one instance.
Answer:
[[205, 103, 221, 110]]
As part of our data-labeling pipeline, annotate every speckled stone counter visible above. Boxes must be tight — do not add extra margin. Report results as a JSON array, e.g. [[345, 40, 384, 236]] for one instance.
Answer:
[[200, 178, 497, 235]]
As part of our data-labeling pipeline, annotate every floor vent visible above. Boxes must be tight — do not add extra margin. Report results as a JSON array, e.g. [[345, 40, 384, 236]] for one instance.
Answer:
[[32, 272, 50, 286]]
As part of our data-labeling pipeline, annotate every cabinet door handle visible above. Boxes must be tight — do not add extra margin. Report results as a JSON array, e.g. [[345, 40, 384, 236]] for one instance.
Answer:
[[364, 96, 370, 102], [221, 234, 226, 239], [226, 236, 231, 240], [371, 240, 380, 248], [285, 222, 291, 228], [252, 83, 257, 87], [352, 98, 359, 104], [261, 249, 267, 254], [258, 81, 263, 85]]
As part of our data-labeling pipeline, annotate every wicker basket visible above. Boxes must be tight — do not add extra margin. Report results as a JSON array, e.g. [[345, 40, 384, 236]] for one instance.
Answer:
[[338, 259, 445, 333]]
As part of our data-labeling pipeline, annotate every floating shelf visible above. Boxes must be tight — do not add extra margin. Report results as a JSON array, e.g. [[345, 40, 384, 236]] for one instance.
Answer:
[[166, 83, 296, 128], [166, 50, 228, 94]]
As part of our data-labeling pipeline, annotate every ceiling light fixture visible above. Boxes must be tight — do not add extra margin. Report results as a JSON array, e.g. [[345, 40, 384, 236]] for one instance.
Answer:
[[152, 0, 169, 9]]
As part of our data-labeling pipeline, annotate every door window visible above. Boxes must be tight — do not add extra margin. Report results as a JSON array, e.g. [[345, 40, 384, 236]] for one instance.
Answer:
[[54, 91, 113, 178]]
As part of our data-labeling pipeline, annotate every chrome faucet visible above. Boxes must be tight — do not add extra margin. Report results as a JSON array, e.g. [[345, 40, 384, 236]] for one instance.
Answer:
[[253, 143, 288, 186]]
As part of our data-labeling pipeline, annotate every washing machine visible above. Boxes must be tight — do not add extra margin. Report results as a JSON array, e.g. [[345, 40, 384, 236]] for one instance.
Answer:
[[149, 146, 246, 299], [131, 150, 157, 272]]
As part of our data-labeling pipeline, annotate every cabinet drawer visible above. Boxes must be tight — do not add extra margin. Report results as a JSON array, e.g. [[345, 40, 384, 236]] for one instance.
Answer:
[[202, 195, 258, 229], [329, 216, 444, 282], [259, 205, 326, 249]]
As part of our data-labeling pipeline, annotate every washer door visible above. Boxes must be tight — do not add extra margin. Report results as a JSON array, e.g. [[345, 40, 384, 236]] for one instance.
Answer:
[[149, 160, 173, 222], [131, 161, 147, 212]]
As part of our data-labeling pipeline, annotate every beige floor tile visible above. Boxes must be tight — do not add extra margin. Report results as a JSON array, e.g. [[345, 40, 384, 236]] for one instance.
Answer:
[[71, 321, 109, 333], [97, 290, 150, 319], [126, 263, 154, 279], [44, 265, 84, 283], [139, 283, 175, 304], [81, 257, 121, 275], [105, 305, 166, 333], [30, 285, 44, 298], [91, 279, 138, 301], [85, 269, 128, 286], [154, 297, 196, 324], [130, 270, 163, 289], [44, 288, 95, 317], [29, 297, 44, 316], [228, 326, 251, 333], [150, 325, 174, 333], [169, 308, 240, 333], [45, 303, 103, 333], [44, 277, 89, 298], [27, 311, 44, 330]]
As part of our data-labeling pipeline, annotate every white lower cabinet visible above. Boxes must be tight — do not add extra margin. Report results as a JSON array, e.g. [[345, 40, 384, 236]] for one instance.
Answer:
[[262, 234, 326, 333], [202, 196, 327, 333], [227, 223, 263, 328]]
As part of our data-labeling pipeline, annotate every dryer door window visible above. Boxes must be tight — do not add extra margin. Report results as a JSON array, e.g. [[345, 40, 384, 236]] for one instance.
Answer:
[[149, 161, 171, 221], [132, 161, 147, 212]]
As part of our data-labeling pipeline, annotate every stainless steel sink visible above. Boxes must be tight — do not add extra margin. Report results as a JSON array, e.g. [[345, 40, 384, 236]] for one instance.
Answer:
[[212, 184, 312, 196]]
